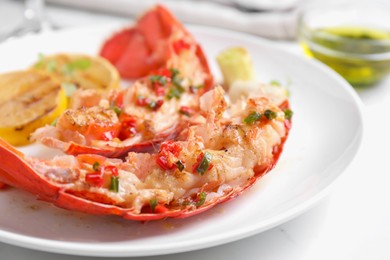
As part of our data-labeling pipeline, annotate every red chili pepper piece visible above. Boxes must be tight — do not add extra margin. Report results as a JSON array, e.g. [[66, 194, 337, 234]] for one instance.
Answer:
[[121, 115, 136, 128], [119, 115, 137, 140], [149, 68, 172, 95], [155, 205, 168, 213], [104, 165, 119, 177], [156, 152, 171, 170], [156, 141, 182, 170], [179, 106, 193, 116], [85, 172, 104, 187], [208, 163, 214, 170], [119, 127, 137, 140], [155, 85, 165, 96], [114, 91, 124, 108], [136, 97, 150, 107], [156, 68, 172, 79], [172, 39, 190, 55], [153, 99, 164, 110], [160, 141, 182, 156]]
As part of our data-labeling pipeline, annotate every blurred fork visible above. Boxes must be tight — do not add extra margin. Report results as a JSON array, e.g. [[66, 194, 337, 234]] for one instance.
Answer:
[[0, 0, 52, 42]]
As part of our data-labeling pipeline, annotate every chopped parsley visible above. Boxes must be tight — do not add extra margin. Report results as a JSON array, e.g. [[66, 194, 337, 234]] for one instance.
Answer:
[[149, 199, 158, 212], [111, 106, 122, 116], [244, 111, 262, 124], [175, 160, 185, 172], [167, 85, 184, 99], [264, 109, 277, 120], [170, 68, 180, 78], [284, 109, 293, 120], [92, 162, 100, 172], [195, 192, 207, 207], [149, 75, 167, 85]]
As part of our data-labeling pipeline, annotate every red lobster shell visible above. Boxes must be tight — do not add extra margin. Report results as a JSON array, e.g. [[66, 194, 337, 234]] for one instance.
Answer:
[[0, 6, 292, 221], [33, 5, 214, 158], [0, 115, 290, 221]]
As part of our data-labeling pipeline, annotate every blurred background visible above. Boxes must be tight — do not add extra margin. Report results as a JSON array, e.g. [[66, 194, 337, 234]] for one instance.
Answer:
[[1, 0, 390, 89]]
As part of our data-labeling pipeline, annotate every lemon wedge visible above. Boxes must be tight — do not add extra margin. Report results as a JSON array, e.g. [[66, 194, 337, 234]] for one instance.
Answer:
[[216, 47, 255, 88], [0, 70, 67, 146], [32, 53, 120, 95]]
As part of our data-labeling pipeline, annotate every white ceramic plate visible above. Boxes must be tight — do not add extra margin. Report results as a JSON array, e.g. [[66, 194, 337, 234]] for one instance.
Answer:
[[0, 24, 363, 257]]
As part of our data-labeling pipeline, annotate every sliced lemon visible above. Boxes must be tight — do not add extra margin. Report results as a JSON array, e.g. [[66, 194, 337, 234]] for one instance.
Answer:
[[0, 70, 67, 146], [32, 53, 120, 95]]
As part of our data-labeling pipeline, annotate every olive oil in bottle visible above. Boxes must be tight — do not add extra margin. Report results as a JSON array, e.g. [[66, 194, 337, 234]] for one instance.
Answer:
[[300, 26, 390, 87]]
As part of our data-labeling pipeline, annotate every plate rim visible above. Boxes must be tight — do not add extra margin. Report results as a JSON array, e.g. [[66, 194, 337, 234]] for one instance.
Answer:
[[0, 24, 365, 257]]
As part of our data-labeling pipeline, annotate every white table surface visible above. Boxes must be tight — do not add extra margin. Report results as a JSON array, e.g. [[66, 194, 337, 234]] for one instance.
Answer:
[[0, 1, 390, 259]]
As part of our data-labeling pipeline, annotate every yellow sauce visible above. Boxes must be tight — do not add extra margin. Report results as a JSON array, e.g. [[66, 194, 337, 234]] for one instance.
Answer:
[[301, 26, 390, 87]]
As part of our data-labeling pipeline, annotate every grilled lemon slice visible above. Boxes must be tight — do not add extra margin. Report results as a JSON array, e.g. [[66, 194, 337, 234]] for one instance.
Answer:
[[0, 70, 67, 146], [32, 53, 120, 94]]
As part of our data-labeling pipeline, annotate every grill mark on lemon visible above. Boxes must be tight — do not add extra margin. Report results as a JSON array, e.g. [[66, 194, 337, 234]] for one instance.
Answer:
[[0, 75, 60, 127], [0, 70, 67, 146]]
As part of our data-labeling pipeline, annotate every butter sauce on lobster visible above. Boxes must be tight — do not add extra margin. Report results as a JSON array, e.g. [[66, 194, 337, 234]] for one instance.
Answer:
[[31, 5, 213, 157], [0, 5, 293, 221], [0, 86, 291, 220]]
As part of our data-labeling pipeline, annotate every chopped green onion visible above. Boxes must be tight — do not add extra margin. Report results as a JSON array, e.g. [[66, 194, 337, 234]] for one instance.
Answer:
[[109, 176, 119, 192], [244, 111, 262, 124], [264, 109, 277, 120], [167, 85, 184, 99], [92, 162, 100, 172], [195, 192, 207, 207], [61, 82, 77, 97], [149, 75, 167, 85], [111, 106, 122, 116], [196, 152, 213, 175], [175, 160, 185, 172], [172, 76, 183, 88], [170, 68, 180, 78], [284, 109, 293, 120], [150, 199, 158, 212]]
